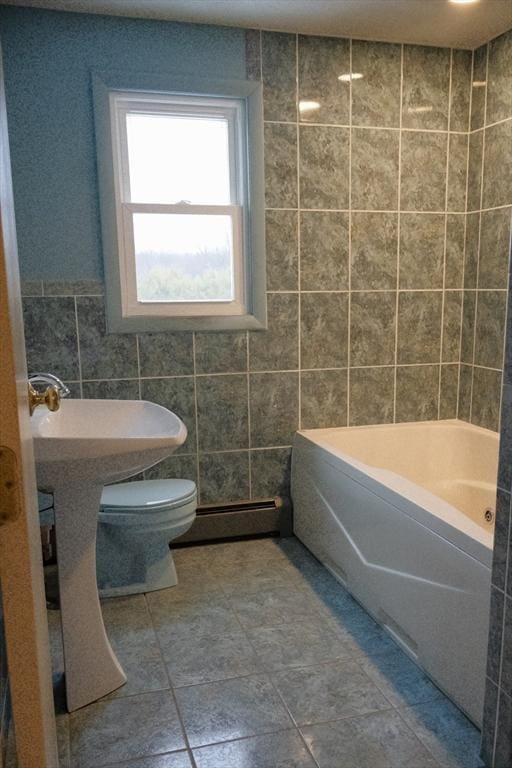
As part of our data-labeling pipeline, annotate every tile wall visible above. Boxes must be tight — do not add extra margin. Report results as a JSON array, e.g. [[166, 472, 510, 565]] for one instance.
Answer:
[[22, 32, 482, 506], [479, 29, 512, 768], [458, 33, 512, 433]]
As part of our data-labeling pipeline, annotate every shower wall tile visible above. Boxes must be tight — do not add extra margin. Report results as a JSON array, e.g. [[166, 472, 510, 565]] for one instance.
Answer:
[[249, 293, 299, 371], [483, 119, 512, 211], [145, 453, 197, 484], [487, 587, 505, 684], [351, 128, 399, 210], [447, 133, 468, 212], [463, 213, 480, 289], [400, 131, 447, 212], [399, 213, 445, 289], [350, 292, 396, 367], [442, 291, 462, 363], [249, 372, 299, 447], [351, 40, 401, 128], [349, 367, 394, 426], [300, 292, 348, 369], [299, 125, 349, 209], [261, 32, 296, 122], [300, 211, 349, 291], [444, 215, 465, 289], [395, 365, 439, 422], [245, 29, 261, 81], [265, 210, 299, 291], [298, 35, 350, 125], [81, 379, 139, 400], [138, 332, 194, 378], [300, 369, 347, 429], [141, 377, 196, 455], [397, 292, 443, 365], [76, 296, 138, 380], [471, 45, 487, 131], [492, 487, 510, 592], [471, 366, 501, 431], [402, 45, 450, 131], [250, 448, 291, 499], [450, 49, 472, 132], [199, 451, 250, 505], [479, 208, 512, 290], [486, 31, 512, 125], [439, 364, 459, 419], [474, 291, 507, 370], [43, 279, 103, 296], [499, 385, 512, 492], [23, 296, 79, 381], [500, 599, 512, 699], [467, 130, 483, 212], [460, 291, 476, 364], [195, 332, 247, 375], [196, 375, 249, 452], [481, 680, 499, 768], [457, 364, 472, 422], [350, 212, 398, 291], [495, 690, 512, 768], [264, 123, 297, 208]]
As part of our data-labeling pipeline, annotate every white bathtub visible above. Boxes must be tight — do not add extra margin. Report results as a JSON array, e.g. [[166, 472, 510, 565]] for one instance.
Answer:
[[291, 419, 498, 727]]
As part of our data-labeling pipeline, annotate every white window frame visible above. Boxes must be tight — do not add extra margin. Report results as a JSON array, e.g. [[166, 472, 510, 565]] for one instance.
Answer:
[[110, 91, 247, 318]]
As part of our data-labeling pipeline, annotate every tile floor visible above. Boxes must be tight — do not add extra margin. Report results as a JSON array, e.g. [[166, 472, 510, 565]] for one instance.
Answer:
[[47, 537, 484, 768]]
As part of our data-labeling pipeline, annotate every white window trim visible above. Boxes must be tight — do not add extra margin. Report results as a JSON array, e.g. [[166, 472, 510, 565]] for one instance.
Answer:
[[110, 90, 248, 319]]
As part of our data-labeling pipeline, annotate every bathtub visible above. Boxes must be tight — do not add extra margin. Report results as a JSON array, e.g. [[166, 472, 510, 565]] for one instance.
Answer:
[[291, 419, 498, 726]]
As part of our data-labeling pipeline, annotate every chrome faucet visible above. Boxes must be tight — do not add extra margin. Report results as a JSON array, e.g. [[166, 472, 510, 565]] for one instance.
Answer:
[[28, 372, 70, 399]]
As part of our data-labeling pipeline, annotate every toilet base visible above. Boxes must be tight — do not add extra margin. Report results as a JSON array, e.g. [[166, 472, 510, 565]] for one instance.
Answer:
[[97, 526, 180, 597]]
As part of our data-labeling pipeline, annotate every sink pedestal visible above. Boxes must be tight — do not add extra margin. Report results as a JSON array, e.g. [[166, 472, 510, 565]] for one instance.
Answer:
[[53, 483, 126, 711]]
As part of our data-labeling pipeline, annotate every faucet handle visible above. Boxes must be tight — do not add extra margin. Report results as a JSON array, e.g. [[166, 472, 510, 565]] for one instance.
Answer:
[[28, 383, 61, 416]]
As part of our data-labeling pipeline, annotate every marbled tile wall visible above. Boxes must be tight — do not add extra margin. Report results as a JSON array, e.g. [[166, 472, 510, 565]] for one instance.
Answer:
[[458, 32, 512, 435], [21, 31, 478, 506], [478, 28, 512, 768]]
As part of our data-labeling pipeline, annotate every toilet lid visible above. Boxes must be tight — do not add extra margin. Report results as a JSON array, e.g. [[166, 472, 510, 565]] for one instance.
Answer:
[[101, 479, 196, 512]]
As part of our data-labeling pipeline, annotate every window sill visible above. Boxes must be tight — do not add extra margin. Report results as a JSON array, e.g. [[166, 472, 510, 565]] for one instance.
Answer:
[[106, 311, 267, 333]]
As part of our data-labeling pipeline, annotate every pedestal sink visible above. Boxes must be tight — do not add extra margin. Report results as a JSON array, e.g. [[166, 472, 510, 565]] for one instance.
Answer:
[[31, 399, 187, 711]]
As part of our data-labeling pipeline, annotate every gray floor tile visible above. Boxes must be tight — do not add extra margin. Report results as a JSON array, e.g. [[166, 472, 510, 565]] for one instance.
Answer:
[[162, 631, 262, 687], [359, 648, 443, 708], [398, 699, 484, 768], [228, 587, 322, 629], [147, 593, 240, 641], [175, 673, 293, 748], [247, 620, 353, 671], [70, 690, 185, 767], [326, 608, 400, 657], [273, 660, 391, 726], [171, 544, 216, 570], [100, 595, 150, 635], [301, 710, 439, 767], [193, 730, 317, 768], [109, 753, 193, 768], [105, 627, 170, 699], [208, 558, 300, 596]]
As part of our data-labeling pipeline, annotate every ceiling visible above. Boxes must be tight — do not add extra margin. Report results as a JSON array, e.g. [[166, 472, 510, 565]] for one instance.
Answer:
[[1, 0, 512, 49]]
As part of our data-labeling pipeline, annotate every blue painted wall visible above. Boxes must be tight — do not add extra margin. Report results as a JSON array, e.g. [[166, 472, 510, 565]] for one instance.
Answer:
[[0, 6, 246, 279]]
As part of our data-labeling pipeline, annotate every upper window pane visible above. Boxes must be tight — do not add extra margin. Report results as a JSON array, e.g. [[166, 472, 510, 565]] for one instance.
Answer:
[[126, 112, 231, 205], [133, 212, 234, 303]]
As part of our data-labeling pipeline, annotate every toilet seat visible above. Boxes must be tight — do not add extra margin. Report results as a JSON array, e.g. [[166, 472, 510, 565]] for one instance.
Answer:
[[101, 479, 196, 513], [99, 479, 197, 527]]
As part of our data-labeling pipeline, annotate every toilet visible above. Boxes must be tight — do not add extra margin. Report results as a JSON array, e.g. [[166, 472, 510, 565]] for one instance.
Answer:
[[96, 478, 197, 598]]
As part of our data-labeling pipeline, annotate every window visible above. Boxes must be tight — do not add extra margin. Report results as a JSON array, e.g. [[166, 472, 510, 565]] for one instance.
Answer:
[[93, 73, 265, 332]]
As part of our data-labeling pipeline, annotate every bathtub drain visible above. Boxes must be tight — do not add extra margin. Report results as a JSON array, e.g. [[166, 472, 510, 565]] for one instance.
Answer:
[[484, 508, 494, 524]]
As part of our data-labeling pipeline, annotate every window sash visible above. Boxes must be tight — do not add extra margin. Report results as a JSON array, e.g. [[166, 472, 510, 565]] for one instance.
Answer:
[[120, 203, 245, 318], [111, 92, 243, 207]]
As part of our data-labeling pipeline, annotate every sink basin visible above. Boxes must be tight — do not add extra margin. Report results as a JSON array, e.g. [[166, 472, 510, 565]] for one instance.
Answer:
[[32, 398, 187, 711]]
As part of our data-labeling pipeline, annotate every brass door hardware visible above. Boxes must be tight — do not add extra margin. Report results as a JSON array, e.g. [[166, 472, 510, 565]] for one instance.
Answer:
[[28, 382, 60, 416]]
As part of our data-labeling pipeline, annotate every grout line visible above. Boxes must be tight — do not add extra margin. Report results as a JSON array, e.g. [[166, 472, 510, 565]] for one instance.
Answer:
[[73, 297, 83, 399], [393, 44, 404, 423], [438, 49, 454, 419], [346, 36, 353, 428], [456, 47, 474, 419], [192, 332, 201, 503], [264, 117, 470, 135], [264, 207, 470, 214], [469, 44, 489, 424], [296, 32, 302, 432]]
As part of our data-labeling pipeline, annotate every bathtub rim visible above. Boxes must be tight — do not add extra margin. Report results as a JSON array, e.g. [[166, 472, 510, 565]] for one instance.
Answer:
[[293, 419, 496, 569]]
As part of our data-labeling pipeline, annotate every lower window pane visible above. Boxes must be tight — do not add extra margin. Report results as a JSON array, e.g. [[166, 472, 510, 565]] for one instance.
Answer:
[[132, 213, 234, 303]]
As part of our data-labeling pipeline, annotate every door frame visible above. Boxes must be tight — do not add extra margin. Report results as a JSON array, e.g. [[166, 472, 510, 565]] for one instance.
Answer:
[[0, 42, 59, 768]]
